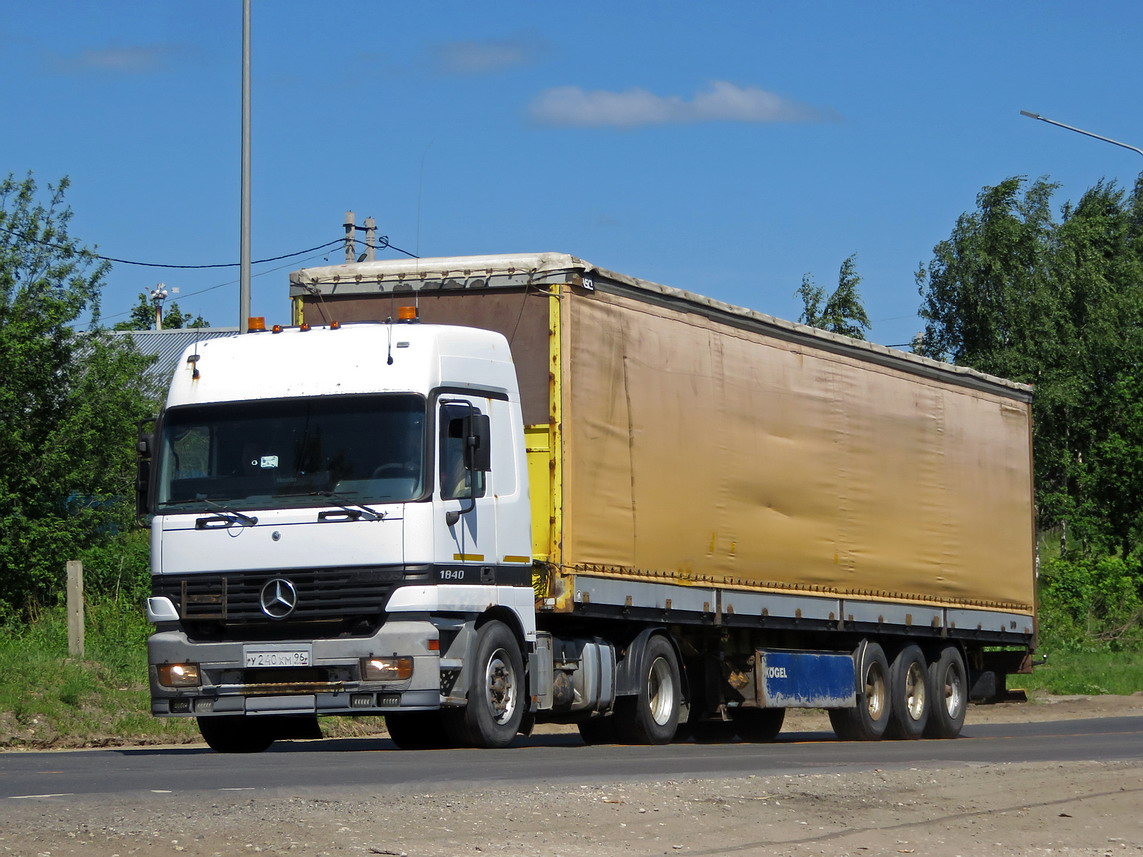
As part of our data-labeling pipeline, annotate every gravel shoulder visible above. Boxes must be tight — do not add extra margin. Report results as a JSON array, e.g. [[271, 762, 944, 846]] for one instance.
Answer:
[[2, 694, 1141, 857]]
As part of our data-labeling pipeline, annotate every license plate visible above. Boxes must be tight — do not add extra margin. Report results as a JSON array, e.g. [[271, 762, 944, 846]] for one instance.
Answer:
[[244, 649, 311, 668]]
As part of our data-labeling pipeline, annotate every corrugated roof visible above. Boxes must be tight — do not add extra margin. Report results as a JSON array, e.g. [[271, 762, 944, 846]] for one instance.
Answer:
[[111, 328, 239, 387]]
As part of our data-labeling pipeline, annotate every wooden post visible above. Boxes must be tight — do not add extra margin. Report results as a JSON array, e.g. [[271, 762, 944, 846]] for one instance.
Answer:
[[67, 560, 84, 658]]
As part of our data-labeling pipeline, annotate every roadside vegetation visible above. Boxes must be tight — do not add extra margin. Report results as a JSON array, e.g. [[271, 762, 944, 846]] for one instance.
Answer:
[[2, 171, 1142, 748]]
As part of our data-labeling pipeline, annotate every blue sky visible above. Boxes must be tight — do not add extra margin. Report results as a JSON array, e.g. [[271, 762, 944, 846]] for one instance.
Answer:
[[3, 2, 1142, 348]]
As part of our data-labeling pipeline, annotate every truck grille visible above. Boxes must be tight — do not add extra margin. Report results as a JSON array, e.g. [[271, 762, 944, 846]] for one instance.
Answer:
[[153, 565, 420, 639]]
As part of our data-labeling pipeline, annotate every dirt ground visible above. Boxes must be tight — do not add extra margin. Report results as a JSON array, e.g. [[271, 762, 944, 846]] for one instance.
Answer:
[[2, 694, 1141, 857]]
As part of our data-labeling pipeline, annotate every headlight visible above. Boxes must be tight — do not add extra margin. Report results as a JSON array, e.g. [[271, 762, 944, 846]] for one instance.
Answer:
[[362, 656, 413, 681], [157, 663, 201, 687]]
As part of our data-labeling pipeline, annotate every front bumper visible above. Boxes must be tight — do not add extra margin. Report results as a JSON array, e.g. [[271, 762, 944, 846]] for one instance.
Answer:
[[148, 619, 441, 717]]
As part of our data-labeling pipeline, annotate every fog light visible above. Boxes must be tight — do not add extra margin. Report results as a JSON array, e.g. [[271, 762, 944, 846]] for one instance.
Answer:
[[362, 656, 413, 681], [194, 698, 215, 713], [350, 693, 375, 708], [157, 663, 201, 688], [169, 698, 192, 714]]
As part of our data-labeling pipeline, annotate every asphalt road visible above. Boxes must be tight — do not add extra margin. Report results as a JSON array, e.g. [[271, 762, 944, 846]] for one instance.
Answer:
[[2, 716, 1140, 803]]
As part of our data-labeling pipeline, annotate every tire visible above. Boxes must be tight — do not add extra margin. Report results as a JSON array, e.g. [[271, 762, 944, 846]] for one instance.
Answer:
[[386, 711, 456, 750], [734, 708, 786, 742], [577, 716, 619, 745], [885, 645, 929, 740], [197, 716, 275, 754], [614, 634, 681, 745], [924, 645, 967, 739], [456, 620, 525, 749], [829, 641, 891, 741]]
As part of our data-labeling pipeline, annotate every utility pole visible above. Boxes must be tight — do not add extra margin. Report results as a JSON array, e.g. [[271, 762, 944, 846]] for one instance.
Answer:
[[239, 0, 252, 332], [344, 211, 379, 262]]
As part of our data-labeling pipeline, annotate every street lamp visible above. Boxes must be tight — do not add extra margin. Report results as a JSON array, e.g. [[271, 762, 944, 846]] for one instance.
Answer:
[[1020, 110, 1143, 158]]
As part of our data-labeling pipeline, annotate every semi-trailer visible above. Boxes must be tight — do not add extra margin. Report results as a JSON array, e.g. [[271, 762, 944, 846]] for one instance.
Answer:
[[139, 252, 1036, 751]]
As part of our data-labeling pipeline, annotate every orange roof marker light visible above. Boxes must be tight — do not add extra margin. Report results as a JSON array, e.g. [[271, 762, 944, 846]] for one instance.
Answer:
[[300, 322, 311, 332], [271, 324, 284, 334], [397, 306, 419, 322], [247, 316, 266, 332], [330, 320, 341, 330]]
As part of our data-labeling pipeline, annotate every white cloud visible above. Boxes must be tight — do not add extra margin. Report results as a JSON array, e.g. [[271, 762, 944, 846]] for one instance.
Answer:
[[56, 44, 174, 74], [530, 81, 837, 128], [433, 37, 539, 75]]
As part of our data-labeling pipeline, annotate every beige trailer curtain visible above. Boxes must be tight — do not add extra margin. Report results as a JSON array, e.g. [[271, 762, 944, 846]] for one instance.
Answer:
[[562, 290, 1035, 612]]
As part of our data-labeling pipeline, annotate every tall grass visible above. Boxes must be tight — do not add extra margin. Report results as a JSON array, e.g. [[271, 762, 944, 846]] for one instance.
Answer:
[[0, 598, 197, 748]]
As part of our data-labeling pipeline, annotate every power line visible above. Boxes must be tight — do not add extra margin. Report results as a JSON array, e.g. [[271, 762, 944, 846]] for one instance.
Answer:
[[0, 230, 420, 268]]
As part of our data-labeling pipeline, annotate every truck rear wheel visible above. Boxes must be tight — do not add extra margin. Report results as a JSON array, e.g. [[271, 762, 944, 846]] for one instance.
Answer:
[[456, 620, 525, 749], [614, 634, 681, 745], [924, 645, 967, 739], [197, 716, 275, 753], [886, 645, 929, 739], [829, 641, 891, 741]]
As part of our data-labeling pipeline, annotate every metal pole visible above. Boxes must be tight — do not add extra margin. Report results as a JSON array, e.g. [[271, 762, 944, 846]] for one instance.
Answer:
[[239, 0, 252, 332], [1020, 111, 1143, 159]]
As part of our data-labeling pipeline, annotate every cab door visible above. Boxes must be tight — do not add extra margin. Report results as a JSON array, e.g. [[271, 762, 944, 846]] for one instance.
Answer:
[[434, 397, 497, 584]]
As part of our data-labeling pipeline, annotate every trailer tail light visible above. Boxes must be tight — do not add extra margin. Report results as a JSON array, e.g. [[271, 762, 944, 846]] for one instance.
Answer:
[[157, 663, 201, 688], [397, 306, 418, 322], [362, 656, 413, 682]]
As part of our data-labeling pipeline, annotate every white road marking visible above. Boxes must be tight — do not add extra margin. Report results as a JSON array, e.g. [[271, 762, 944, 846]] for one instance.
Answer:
[[9, 793, 75, 799]]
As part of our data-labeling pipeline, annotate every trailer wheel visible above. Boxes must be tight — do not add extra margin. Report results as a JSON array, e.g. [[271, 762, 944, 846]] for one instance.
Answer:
[[457, 620, 525, 749], [197, 716, 275, 753], [734, 708, 786, 742], [829, 641, 891, 741], [615, 634, 681, 744], [386, 711, 457, 750], [924, 645, 967, 739], [886, 645, 929, 739]]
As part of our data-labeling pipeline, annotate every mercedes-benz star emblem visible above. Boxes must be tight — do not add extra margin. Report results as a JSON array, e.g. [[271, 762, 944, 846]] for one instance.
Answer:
[[259, 578, 298, 619]]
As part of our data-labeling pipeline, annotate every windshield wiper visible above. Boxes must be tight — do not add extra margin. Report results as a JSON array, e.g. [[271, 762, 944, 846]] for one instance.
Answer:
[[194, 495, 259, 527], [311, 491, 386, 522]]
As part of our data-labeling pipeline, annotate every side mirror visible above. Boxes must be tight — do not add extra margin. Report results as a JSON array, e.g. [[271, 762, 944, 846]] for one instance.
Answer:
[[463, 413, 491, 472], [136, 418, 156, 518]]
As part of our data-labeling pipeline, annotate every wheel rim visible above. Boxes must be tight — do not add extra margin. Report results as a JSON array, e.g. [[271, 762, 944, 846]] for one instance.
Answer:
[[647, 656, 675, 726], [483, 647, 518, 725], [865, 662, 886, 721], [904, 661, 926, 721], [942, 663, 964, 717]]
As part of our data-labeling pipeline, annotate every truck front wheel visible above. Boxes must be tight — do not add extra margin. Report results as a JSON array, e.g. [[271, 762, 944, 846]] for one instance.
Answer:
[[614, 634, 681, 745], [197, 716, 275, 753], [457, 620, 525, 749]]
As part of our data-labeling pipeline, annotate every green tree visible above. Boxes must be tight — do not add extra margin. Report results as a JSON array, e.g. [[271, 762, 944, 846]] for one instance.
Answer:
[[797, 253, 871, 340], [916, 175, 1143, 556], [113, 291, 209, 331], [0, 173, 153, 616]]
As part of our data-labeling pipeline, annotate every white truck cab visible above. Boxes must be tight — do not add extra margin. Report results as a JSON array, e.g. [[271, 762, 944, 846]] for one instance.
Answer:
[[142, 319, 536, 750]]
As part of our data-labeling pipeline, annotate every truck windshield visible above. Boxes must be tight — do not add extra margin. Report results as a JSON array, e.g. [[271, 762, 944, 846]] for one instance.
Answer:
[[154, 393, 426, 512]]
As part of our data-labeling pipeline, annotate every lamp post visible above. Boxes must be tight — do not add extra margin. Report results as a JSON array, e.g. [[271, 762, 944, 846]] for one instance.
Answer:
[[239, 0, 252, 333], [1020, 110, 1143, 159]]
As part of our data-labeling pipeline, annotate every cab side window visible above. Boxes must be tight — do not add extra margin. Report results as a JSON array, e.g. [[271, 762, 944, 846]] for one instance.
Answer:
[[439, 404, 486, 500]]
